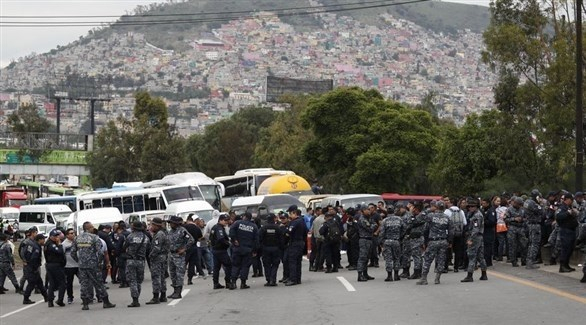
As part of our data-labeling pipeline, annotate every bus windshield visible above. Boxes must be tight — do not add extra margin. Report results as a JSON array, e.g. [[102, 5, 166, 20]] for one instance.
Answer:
[[198, 185, 221, 210], [163, 186, 204, 204]]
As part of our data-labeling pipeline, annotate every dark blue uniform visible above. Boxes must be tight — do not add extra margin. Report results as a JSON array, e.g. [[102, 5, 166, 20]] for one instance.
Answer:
[[23, 240, 47, 302], [259, 222, 284, 285], [211, 223, 232, 287], [286, 218, 307, 285], [229, 220, 258, 283], [44, 238, 66, 305]]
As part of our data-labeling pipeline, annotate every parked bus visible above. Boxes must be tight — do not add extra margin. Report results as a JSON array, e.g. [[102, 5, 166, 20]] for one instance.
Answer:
[[214, 168, 297, 210], [142, 172, 223, 210], [34, 196, 78, 211]]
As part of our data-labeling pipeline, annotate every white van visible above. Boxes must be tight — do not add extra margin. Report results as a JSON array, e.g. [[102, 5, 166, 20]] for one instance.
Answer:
[[320, 194, 384, 210], [165, 200, 215, 222], [63, 207, 122, 235], [125, 210, 166, 225], [18, 205, 72, 235]]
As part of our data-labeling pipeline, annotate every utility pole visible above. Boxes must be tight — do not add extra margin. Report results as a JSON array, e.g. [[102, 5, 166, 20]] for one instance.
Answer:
[[576, 0, 584, 192]]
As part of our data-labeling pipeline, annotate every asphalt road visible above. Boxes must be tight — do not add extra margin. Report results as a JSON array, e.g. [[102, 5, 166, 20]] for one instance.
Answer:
[[1, 259, 584, 325]]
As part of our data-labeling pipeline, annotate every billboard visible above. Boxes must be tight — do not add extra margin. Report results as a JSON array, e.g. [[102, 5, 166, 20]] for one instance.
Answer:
[[265, 76, 334, 102]]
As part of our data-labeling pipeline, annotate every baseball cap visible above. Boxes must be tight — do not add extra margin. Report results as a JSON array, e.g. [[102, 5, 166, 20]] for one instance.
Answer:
[[49, 229, 62, 237], [35, 234, 47, 241], [218, 214, 229, 221]]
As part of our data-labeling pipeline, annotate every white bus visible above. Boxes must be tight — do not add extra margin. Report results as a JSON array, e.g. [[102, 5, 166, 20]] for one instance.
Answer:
[[142, 172, 223, 210], [215, 168, 295, 198]]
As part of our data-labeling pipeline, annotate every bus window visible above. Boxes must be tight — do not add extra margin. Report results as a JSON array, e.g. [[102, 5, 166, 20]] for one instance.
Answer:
[[123, 196, 133, 213], [112, 197, 122, 213], [92, 199, 102, 209], [102, 198, 112, 208], [133, 195, 145, 212]]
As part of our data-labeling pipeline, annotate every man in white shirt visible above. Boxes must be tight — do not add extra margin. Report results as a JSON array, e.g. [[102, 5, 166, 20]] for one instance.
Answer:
[[443, 197, 467, 272]]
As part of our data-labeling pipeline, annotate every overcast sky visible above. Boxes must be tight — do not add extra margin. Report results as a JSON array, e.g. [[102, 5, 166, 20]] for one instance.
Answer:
[[0, 0, 491, 68]]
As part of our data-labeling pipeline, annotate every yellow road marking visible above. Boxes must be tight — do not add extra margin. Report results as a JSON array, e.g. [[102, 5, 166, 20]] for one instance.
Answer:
[[487, 270, 586, 305]]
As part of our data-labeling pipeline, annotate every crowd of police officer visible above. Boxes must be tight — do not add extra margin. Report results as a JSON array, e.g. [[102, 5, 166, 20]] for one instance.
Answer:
[[1, 190, 584, 310]]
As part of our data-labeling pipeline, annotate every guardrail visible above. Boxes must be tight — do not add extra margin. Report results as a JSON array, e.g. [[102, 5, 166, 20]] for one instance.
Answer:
[[0, 132, 88, 151]]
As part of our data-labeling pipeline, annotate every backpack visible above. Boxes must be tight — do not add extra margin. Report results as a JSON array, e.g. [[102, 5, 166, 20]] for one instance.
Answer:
[[327, 221, 342, 242], [451, 209, 465, 237]]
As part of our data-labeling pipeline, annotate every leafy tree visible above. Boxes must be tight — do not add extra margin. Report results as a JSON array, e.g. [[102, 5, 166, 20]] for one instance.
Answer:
[[87, 92, 189, 187], [301, 87, 437, 193], [7, 103, 54, 162], [482, 0, 578, 190]]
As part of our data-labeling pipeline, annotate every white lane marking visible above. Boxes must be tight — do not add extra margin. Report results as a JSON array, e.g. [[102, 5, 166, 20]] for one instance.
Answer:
[[0, 300, 43, 319], [168, 289, 190, 306], [337, 276, 356, 292]]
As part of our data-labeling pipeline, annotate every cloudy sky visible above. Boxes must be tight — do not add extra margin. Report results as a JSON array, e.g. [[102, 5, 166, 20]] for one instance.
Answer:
[[0, 0, 491, 68]]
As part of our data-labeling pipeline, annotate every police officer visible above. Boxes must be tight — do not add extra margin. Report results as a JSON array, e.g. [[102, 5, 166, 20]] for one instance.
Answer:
[[259, 213, 284, 286], [284, 205, 307, 286], [357, 205, 377, 282], [124, 221, 150, 307], [406, 203, 426, 280], [379, 205, 405, 282], [229, 212, 259, 289], [115, 222, 130, 288], [505, 196, 527, 267], [44, 229, 66, 307], [146, 217, 169, 304], [72, 221, 116, 310], [0, 233, 21, 294], [461, 199, 488, 282], [166, 216, 194, 299], [22, 233, 48, 304], [524, 191, 544, 269], [278, 213, 291, 283], [556, 193, 579, 273], [318, 210, 342, 273], [417, 201, 452, 285], [210, 214, 232, 289]]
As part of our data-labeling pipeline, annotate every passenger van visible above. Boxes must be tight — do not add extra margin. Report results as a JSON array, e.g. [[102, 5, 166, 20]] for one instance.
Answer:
[[230, 194, 305, 222], [126, 210, 166, 225], [319, 194, 384, 210], [63, 207, 122, 235], [164, 200, 215, 222], [18, 205, 72, 235]]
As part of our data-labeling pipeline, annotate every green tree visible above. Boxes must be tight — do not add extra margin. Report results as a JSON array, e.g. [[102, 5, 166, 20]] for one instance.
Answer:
[[482, 0, 578, 190], [7, 103, 54, 162], [254, 95, 316, 180], [87, 92, 189, 187], [301, 87, 437, 193]]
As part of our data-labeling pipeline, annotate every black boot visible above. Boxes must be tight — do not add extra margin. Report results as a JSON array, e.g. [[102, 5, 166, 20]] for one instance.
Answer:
[[399, 267, 410, 278], [559, 264, 573, 273], [581, 274, 586, 283], [228, 280, 237, 290], [103, 296, 116, 309], [394, 270, 401, 281], [23, 297, 35, 305], [461, 272, 474, 282], [168, 286, 182, 299], [159, 292, 167, 303], [213, 282, 225, 290], [364, 271, 375, 280], [408, 269, 421, 280], [357, 271, 367, 282], [81, 298, 89, 310], [145, 294, 159, 305], [566, 264, 576, 271], [240, 280, 250, 289], [128, 297, 140, 308], [479, 270, 488, 281], [187, 277, 193, 285], [384, 271, 393, 282]]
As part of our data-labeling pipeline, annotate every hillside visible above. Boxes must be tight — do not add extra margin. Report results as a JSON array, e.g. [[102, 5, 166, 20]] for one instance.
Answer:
[[89, 0, 490, 52]]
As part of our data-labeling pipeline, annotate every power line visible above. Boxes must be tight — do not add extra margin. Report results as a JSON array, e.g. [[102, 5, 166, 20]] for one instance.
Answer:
[[1, 0, 398, 19], [0, 0, 432, 27]]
